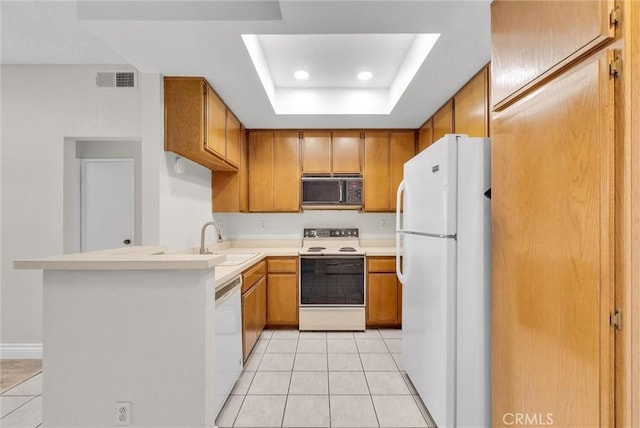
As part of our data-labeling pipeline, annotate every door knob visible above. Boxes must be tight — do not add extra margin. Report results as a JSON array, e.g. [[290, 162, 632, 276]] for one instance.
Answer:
[[123, 239, 131, 245]]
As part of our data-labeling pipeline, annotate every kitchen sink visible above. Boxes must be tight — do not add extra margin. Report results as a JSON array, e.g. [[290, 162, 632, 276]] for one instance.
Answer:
[[213, 253, 260, 266]]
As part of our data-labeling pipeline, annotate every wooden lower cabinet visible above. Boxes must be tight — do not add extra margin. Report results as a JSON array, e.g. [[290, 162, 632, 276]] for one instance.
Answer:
[[366, 257, 401, 328], [266, 257, 299, 327], [241, 261, 267, 361]]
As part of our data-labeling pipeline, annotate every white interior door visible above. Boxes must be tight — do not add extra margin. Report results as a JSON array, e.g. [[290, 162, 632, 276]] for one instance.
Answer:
[[81, 159, 134, 252]]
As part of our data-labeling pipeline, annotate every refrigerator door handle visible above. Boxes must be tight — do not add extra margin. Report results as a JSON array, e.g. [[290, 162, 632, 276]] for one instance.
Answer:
[[396, 179, 407, 285], [396, 180, 406, 232], [396, 232, 407, 285]]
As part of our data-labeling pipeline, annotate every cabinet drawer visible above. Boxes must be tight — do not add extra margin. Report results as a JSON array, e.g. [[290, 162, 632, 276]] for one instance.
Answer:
[[242, 260, 266, 293], [267, 257, 298, 273], [367, 257, 395, 273]]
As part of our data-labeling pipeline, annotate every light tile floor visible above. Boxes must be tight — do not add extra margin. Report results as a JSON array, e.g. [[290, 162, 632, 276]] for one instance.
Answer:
[[216, 329, 434, 428], [0, 372, 43, 428], [0, 329, 433, 428]]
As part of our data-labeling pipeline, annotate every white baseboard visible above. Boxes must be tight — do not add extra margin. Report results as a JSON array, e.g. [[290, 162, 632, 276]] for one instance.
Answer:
[[0, 343, 43, 359]]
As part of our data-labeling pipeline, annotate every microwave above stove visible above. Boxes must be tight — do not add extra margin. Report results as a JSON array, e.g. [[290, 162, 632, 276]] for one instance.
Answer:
[[301, 177, 363, 209]]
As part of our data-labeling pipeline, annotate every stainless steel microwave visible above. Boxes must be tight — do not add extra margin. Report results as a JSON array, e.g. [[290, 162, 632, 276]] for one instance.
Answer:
[[301, 177, 363, 209]]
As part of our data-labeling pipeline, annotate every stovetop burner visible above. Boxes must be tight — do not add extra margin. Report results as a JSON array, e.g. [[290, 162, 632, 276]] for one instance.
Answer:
[[299, 228, 364, 256]]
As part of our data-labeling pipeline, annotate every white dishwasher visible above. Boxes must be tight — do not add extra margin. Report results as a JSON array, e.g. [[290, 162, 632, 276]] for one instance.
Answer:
[[213, 276, 243, 418]]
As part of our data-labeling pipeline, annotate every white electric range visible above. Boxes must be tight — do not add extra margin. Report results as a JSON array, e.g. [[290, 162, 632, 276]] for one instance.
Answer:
[[298, 228, 366, 331]]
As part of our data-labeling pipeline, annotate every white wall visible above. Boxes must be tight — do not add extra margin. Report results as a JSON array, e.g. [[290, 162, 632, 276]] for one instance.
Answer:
[[1, 66, 215, 351], [213, 211, 396, 241]]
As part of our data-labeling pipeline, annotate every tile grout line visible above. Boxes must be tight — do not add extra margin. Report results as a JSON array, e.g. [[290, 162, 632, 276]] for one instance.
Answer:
[[280, 332, 298, 428], [326, 332, 332, 428], [0, 395, 39, 421], [0, 371, 43, 397], [359, 329, 381, 428], [229, 331, 271, 427]]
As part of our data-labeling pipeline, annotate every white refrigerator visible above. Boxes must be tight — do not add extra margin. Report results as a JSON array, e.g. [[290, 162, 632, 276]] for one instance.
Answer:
[[396, 134, 491, 427]]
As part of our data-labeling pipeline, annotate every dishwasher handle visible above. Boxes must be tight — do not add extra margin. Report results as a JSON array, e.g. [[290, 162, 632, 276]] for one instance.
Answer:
[[215, 276, 242, 304]]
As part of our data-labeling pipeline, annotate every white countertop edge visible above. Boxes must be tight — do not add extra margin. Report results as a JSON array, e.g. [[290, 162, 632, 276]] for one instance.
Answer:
[[13, 246, 227, 270], [13, 244, 396, 283]]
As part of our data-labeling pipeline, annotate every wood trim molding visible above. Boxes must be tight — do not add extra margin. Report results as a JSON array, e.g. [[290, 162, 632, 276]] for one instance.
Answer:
[[620, 1, 640, 426]]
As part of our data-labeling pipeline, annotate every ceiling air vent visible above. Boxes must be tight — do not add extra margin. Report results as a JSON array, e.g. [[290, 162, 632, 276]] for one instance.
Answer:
[[96, 71, 136, 88]]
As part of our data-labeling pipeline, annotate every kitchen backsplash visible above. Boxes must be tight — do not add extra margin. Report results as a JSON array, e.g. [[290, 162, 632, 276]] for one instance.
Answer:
[[213, 211, 396, 240]]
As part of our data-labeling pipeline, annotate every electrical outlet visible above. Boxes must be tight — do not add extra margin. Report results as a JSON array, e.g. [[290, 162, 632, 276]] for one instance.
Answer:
[[259, 220, 266, 229], [115, 402, 131, 426], [381, 219, 387, 228]]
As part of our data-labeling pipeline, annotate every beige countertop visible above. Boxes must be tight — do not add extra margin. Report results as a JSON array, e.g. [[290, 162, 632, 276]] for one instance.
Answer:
[[13, 246, 227, 271], [14, 241, 396, 289]]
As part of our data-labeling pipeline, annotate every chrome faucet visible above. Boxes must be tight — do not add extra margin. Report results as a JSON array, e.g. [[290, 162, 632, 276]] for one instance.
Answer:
[[200, 221, 223, 254]]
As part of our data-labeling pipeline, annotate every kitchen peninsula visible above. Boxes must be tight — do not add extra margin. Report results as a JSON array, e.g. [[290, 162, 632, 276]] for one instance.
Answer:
[[14, 246, 229, 427]]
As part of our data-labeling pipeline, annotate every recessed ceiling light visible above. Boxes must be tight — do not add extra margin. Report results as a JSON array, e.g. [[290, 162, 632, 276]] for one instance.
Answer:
[[294, 70, 309, 80], [358, 71, 373, 80]]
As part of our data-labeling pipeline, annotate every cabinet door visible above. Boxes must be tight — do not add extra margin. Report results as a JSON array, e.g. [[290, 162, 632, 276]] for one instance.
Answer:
[[255, 276, 267, 336], [454, 66, 489, 137], [432, 99, 453, 143], [267, 257, 298, 273], [238, 127, 249, 212], [367, 273, 400, 326], [205, 84, 226, 158], [492, 50, 614, 427], [164, 78, 205, 157], [225, 110, 241, 167], [417, 119, 433, 153], [267, 273, 299, 326], [212, 126, 248, 212], [301, 131, 331, 174], [332, 131, 362, 174], [390, 131, 415, 211], [273, 131, 300, 212], [248, 131, 274, 211], [242, 286, 257, 362], [491, 0, 614, 108], [363, 131, 390, 212]]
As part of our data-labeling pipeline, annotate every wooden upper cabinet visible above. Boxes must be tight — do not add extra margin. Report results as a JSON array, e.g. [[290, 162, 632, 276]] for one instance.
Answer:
[[363, 131, 391, 212], [205, 85, 226, 158], [248, 131, 275, 212], [332, 131, 362, 174], [248, 130, 300, 212], [433, 99, 454, 143], [491, 0, 615, 109], [454, 66, 489, 137], [164, 77, 238, 171], [273, 131, 300, 212], [492, 50, 614, 427], [418, 119, 433, 153], [212, 126, 248, 213], [390, 131, 415, 211], [225, 111, 241, 167], [363, 131, 415, 212], [301, 130, 362, 174], [301, 131, 332, 174]]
